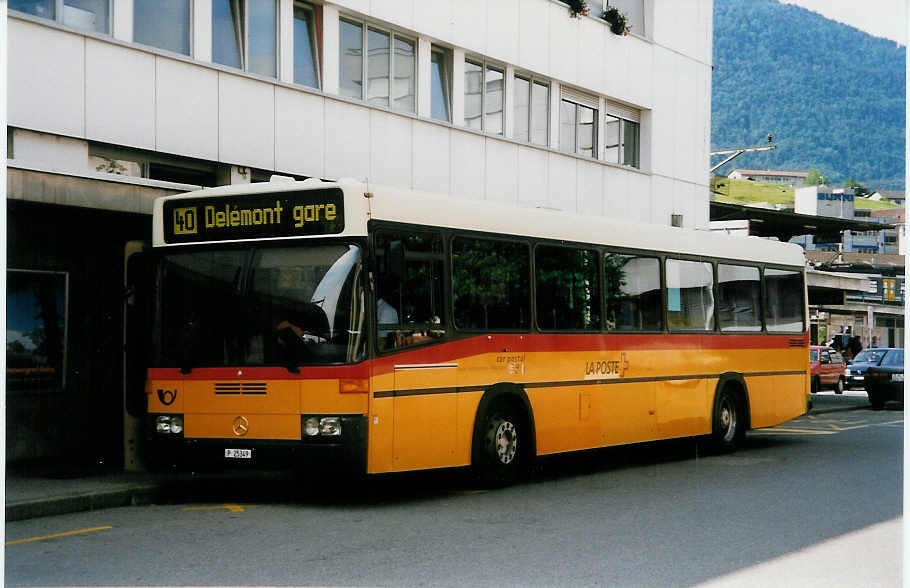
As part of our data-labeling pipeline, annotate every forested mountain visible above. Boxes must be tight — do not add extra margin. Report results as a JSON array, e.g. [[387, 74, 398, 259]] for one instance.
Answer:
[[712, 0, 905, 189]]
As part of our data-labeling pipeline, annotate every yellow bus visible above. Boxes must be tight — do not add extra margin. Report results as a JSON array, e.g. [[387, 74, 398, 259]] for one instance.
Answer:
[[139, 178, 809, 482]]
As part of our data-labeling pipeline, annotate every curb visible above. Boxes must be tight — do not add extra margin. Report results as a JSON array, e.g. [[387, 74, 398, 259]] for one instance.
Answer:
[[6, 484, 162, 522]]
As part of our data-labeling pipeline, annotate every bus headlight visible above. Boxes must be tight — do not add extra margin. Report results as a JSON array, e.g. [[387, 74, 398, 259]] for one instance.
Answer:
[[319, 417, 342, 436], [156, 415, 184, 435], [304, 417, 320, 436], [892, 374, 904, 382], [302, 416, 342, 437]]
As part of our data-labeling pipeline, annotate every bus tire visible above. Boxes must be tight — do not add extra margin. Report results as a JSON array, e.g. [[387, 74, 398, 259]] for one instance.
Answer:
[[710, 387, 744, 453], [472, 399, 527, 487], [811, 376, 819, 394]]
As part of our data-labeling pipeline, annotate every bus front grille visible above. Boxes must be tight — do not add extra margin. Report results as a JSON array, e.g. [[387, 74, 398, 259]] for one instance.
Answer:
[[214, 382, 268, 395]]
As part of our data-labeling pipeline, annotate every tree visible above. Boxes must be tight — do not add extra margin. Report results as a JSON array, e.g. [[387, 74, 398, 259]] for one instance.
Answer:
[[843, 178, 869, 195], [805, 168, 828, 186]]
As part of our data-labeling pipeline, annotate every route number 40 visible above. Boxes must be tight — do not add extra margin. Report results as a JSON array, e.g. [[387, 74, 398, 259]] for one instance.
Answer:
[[173, 207, 198, 235]]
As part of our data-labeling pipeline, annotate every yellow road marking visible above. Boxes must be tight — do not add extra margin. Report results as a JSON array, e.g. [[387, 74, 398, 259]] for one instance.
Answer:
[[752, 428, 837, 435], [6, 526, 113, 546], [183, 504, 252, 513]]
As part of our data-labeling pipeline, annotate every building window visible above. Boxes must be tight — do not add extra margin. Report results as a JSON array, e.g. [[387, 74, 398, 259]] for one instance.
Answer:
[[212, 0, 278, 78], [7, 270, 68, 392], [464, 59, 503, 135], [339, 19, 416, 114], [430, 47, 452, 122], [293, 2, 320, 88], [513, 74, 549, 146], [10, 0, 110, 34], [559, 93, 597, 158], [134, 0, 191, 55], [89, 144, 218, 187], [608, 0, 645, 36], [604, 102, 640, 168]]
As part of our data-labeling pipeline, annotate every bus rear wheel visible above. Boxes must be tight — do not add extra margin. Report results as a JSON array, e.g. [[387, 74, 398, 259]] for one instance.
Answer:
[[711, 388, 744, 453], [473, 402, 526, 486]]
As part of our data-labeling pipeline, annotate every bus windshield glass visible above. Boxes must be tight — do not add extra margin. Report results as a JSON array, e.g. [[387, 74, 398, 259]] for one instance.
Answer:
[[155, 243, 365, 368]]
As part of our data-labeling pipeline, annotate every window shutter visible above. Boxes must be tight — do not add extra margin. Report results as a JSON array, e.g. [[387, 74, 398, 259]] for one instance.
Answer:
[[560, 87, 599, 110], [606, 100, 640, 123]]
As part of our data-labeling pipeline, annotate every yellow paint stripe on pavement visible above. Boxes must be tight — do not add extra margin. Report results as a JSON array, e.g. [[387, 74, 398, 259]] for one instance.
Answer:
[[752, 428, 837, 435], [183, 504, 250, 512], [6, 525, 113, 546]]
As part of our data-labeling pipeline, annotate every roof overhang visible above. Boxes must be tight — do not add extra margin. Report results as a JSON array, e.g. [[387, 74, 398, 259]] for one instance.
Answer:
[[806, 268, 874, 293], [710, 201, 895, 242]]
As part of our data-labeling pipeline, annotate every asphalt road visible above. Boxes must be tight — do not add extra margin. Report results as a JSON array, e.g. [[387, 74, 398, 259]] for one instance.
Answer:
[[5, 400, 902, 587]]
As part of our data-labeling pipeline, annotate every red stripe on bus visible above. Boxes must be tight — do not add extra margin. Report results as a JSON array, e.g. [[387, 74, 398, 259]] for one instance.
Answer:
[[148, 332, 807, 380]]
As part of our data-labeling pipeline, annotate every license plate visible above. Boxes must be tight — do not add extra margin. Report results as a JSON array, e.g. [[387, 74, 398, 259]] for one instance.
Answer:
[[224, 448, 252, 459]]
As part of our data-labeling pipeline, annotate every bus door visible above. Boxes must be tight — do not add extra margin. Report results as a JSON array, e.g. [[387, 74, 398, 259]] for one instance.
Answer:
[[123, 240, 153, 471], [375, 230, 457, 471]]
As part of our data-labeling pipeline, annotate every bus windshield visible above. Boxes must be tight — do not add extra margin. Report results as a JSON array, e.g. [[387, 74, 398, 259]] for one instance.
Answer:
[[155, 243, 365, 369]]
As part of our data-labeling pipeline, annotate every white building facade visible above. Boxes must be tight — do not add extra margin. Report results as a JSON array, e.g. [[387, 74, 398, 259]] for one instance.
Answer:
[[8, 0, 713, 225], [5, 0, 713, 467]]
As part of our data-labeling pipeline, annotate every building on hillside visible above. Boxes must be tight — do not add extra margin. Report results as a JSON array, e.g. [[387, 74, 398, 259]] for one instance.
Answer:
[[6, 0, 714, 469], [868, 190, 905, 205], [727, 169, 808, 186], [790, 185, 904, 255]]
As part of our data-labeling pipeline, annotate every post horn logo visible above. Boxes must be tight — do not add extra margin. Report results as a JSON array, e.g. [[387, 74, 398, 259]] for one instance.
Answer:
[[157, 389, 177, 406], [232, 416, 250, 437]]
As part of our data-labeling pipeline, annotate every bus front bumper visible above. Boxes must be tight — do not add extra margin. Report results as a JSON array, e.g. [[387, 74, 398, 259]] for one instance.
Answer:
[[145, 415, 367, 474]]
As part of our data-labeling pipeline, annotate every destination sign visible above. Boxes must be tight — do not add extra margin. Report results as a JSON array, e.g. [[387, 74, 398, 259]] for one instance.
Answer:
[[162, 188, 345, 243]]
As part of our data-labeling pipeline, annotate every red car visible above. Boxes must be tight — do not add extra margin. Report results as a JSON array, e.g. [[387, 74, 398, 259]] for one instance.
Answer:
[[810, 346, 847, 394]]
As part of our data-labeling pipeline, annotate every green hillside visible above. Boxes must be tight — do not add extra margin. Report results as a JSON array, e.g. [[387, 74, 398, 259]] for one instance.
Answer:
[[711, 177, 901, 210], [712, 0, 905, 190]]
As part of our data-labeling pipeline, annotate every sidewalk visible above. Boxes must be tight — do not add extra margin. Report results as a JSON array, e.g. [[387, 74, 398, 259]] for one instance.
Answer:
[[5, 392, 875, 522]]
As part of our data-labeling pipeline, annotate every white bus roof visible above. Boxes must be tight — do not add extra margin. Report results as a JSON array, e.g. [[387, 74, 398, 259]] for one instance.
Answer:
[[153, 179, 806, 268]]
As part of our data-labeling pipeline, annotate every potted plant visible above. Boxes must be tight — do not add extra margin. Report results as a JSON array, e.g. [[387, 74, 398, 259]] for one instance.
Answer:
[[564, 0, 589, 18], [602, 6, 630, 35]]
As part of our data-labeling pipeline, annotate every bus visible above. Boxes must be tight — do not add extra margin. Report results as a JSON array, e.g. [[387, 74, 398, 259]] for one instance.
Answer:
[[137, 177, 809, 482]]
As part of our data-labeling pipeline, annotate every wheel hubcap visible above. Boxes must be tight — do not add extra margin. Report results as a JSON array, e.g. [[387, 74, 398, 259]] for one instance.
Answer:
[[720, 398, 736, 442], [487, 417, 518, 465]]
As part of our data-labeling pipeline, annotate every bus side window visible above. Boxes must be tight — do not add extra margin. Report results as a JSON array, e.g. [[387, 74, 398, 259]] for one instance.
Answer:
[[666, 258, 715, 332], [765, 268, 805, 333], [452, 236, 530, 331], [375, 230, 446, 351], [604, 253, 661, 332], [535, 245, 600, 331]]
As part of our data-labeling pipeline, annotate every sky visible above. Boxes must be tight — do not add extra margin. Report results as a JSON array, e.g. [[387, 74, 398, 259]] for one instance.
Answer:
[[780, 0, 907, 45]]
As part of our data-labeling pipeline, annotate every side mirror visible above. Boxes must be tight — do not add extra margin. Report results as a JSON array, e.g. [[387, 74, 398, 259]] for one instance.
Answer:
[[386, 239, 406, 280]]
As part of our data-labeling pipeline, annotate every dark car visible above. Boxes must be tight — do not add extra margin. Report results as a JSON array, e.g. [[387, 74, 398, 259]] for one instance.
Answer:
[[810, 346, 846, 394], [844, 348, 891, 389], [865, 349, 904, 409]]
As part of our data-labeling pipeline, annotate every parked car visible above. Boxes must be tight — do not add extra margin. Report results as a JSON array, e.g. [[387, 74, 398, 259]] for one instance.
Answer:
[[845, 348, 891, 389], [810, 345, 847, 394], [865, 348, 904, 409]]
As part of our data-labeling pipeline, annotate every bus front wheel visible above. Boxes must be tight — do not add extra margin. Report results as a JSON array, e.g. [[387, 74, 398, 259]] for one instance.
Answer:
[[473, 401, 526, 486]]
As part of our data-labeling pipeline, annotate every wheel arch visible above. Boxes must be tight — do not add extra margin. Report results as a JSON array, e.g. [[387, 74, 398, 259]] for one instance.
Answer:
[[471, 382, 537, 465], [714, 373, 751, 431]]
